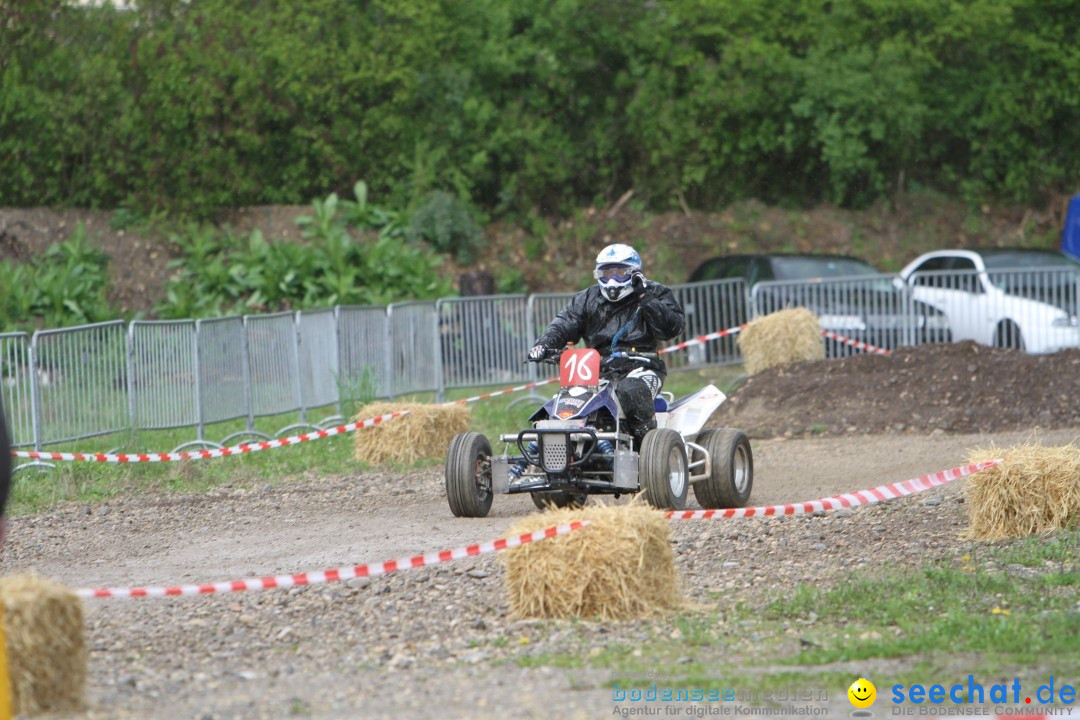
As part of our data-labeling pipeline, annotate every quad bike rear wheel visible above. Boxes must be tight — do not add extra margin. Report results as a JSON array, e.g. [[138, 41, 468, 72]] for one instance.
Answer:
[[639, 428, 689, 510], [531, 490, 587, 511], [692, 428, 753, 508], [445, 432, 493, 518]]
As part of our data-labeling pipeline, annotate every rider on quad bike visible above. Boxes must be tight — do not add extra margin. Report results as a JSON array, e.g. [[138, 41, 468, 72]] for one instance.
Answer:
[[527, 243, 685, 447], [444, 243, 752, 517]]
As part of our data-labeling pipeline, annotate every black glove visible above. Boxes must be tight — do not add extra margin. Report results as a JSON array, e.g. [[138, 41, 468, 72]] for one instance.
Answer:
[[632, 271, 648, 296], [527, 345, 550, 362]]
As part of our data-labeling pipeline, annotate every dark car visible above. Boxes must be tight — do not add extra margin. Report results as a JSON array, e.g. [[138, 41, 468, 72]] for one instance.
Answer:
[[688, 253, 951, 355]]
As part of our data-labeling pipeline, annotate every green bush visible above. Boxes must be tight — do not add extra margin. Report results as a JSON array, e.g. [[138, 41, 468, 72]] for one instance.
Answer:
[[406, 191, 484, 263], [0, 224, 115, 331], [156, 187, 452, 318], [1, 0, 1077, 213]]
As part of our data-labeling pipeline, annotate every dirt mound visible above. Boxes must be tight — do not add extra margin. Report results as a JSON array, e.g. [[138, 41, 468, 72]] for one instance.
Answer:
[[713, 341, 1080, 437]]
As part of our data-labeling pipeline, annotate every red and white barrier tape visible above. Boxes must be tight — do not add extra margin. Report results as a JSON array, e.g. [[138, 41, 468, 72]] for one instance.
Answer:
[[73, 459, 1000, 599], [76, 520, 589, 599], [820, 329, 891, 356], [665, 460, 1000, 520], [12, 411, 411, 463], [659, 325, 747, 354], [446, 378, 558, 405]]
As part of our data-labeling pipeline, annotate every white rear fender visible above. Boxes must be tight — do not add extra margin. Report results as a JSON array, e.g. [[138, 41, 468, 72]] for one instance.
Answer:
[[656, 384, 728, 440]]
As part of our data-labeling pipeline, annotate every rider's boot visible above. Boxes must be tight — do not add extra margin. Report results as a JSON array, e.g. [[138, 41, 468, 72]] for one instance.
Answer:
[[629, 418, 657, 452]]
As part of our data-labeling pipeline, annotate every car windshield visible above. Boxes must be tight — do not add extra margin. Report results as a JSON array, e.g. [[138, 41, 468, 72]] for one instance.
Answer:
[[980, 251, 1080, 271], [770, 257, 894, 292], [770, 257, 878, 280]]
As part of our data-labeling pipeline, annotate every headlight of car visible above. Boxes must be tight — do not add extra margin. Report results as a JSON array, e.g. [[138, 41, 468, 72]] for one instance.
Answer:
[[1051, 315, 1080, 328], [819, 314, 866, 331]]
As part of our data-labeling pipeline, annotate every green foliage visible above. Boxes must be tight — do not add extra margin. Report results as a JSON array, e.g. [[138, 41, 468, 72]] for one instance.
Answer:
[[0, 224, 114, 331], [2, 0, 1078, 213], [406, 191, 484, 263], [157, 186, 453, 318]]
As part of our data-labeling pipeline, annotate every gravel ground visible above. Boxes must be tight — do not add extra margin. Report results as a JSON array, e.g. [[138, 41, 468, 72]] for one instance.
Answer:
[[3, 428, 1078, 719]]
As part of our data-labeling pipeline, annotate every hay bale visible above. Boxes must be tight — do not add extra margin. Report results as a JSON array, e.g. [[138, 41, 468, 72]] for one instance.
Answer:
[[0, 573, 86, 716], [352, 402, 471, 465], [737, 307, 824, 374], [502, 503, 682, 620], [965, 443, 1080, 540]]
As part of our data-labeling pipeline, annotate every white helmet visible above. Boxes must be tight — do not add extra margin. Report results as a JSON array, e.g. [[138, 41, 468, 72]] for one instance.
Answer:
[[594, 243, 642, 302]]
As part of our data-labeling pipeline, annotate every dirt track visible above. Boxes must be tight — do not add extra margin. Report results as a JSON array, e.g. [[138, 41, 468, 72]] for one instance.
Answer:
[[4, 427, 1078, 719]]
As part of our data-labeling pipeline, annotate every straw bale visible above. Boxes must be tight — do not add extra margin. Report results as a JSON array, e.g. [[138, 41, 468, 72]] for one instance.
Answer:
[[965, 443, 1080, 540], [737, 308, 824, 374], [0, 573, 86, 716], [502, 502, 682, 620], [352, 402, 471, 465]]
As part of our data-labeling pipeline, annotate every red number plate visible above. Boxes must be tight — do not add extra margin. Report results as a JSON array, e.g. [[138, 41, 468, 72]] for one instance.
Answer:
[[559, 348, 601, 387]]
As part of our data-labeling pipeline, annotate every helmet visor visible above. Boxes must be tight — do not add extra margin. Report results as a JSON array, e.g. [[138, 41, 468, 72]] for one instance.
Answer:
[[594, 264, 633, 283]]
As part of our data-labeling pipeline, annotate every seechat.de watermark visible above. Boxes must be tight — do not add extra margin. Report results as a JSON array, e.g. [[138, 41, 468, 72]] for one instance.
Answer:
[[886, 676, 1075, 716]]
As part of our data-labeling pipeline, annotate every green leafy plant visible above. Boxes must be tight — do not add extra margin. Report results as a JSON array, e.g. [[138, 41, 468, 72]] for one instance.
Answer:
[[0, 223, 114, 331], [157, 188, 453, 318], [406, 190, 484, 263]]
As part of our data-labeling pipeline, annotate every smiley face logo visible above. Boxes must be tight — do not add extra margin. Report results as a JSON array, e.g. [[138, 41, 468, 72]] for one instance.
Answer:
[[848, 678, 876, 708]]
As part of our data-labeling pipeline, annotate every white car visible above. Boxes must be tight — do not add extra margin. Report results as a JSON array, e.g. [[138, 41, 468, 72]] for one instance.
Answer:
[[898, 249, 1080, 353]]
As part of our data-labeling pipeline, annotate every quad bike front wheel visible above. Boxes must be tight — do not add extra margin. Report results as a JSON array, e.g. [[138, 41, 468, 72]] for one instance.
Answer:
[[445, 432, 493, 518], [692, 428, 753, 508], [639, 428, 689, 510], [531, 490, 587, 511]]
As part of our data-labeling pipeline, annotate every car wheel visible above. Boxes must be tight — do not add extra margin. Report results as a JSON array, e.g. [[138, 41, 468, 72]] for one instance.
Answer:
[[692, 428, 754, 509], [994, 321, 1025, 352], [639, 428, 689, 510], [445, 432, 494, 517]]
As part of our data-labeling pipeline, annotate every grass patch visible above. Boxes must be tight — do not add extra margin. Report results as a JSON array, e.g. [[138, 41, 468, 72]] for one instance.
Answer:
[[762, 532, 1079, 670]]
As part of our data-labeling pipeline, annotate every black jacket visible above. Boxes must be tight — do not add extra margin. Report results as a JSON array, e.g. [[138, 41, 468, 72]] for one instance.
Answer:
[[535, 283, 685, 377]]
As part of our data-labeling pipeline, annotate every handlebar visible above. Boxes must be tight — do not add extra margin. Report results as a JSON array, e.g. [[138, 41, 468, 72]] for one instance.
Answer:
[[524, 349, 657, 365], [605, 351, 655, 365]]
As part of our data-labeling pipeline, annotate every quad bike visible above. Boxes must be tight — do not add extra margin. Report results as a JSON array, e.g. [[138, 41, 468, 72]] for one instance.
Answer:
[[445, 347, 753, 517]]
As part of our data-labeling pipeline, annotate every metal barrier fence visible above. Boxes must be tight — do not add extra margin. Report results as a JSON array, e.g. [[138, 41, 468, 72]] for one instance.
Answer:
[[297, 309, 339, 417], [246, 312, 303, 420], [436, 295, 531, 400], [129, 320, 198, 431], [751, 274, 922, 356], [0, 332, 34, 447], [671, 279, 746, 366], [337, 305, 390, 400], [32, 320, 128, 448], [196, 315, 248, 435], [2, 267, 1076, 455], [387, 302, 438, 398]]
